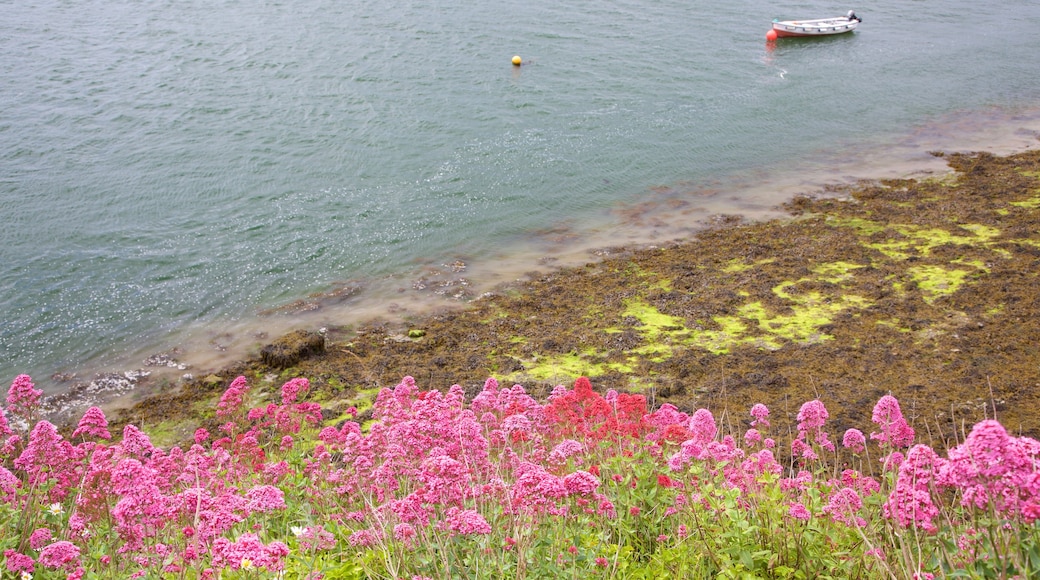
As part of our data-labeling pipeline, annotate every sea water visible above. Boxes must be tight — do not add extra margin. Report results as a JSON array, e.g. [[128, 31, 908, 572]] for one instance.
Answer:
[[2, 0, 1040, 404]]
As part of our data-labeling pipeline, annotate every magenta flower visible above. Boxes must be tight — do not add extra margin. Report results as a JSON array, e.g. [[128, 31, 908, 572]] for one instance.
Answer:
[[442, 507, 492, 535], [347, 529, 381, 548], [393, 523, 417, 546], [0, 406, 11, 437], [72, 406, 112, 440], [884, 444, 941, 532], [938, 419, 1040, 517], [37, 541, 80, 570], [29, 528, 53, 550], [3, 549, 34, 574], [750, 403, 770, 428], [6, 374, 42, 423], [870, 395, 915, 448], [297, 525, 336, 552], [0, 466, 20, 503], [116, 424, 155, 459], [795, 399, 835, 454], [823, 487, 865, 527], [548, 439, 584, 465], [280, 377, 310, 404], [216, 376, 250, 418], [689, 409, 717, 443], [13, 421, 72, 487], [788, 502, 811, 520], [562, 470, 601, 495], [842, 429, 866, 454], [211, 533, 289, 571], [244, 485, 286, 512]]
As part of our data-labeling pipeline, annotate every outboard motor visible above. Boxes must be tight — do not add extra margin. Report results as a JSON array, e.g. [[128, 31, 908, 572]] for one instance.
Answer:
[[846, 10, 861, 22]]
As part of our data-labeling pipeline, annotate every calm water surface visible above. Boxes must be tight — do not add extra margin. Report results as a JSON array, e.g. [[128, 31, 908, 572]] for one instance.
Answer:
[[2, 0, 1039, 405]]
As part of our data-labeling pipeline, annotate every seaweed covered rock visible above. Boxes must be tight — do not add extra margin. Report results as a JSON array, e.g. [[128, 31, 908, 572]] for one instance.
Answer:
[[260, 330, 325, 369]]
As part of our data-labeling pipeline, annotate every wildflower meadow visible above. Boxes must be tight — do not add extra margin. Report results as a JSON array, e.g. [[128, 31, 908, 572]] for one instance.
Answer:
[[2, 372, 1040, 579]]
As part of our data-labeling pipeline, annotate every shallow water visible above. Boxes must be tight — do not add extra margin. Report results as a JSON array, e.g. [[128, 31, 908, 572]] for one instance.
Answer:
[[2, 0, 1039, 401]]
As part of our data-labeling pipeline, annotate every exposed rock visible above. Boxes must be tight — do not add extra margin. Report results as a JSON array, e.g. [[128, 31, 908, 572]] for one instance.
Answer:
[[260, 330, 326, 369]]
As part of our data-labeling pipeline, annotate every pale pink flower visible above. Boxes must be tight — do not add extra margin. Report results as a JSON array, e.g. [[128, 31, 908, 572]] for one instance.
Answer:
[[744, 428, 762, 447]]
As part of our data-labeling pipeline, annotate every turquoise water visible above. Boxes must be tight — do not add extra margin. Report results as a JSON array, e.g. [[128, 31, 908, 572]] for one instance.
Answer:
[[2, 0, 1040, 399]]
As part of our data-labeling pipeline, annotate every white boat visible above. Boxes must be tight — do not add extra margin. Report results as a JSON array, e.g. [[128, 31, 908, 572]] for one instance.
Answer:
[[771, 10, 861, 38]]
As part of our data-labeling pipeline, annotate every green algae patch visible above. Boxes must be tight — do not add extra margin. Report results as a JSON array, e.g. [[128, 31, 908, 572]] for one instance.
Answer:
[[686, 315, 753, 355], [827, 216, 1003, 261], [622, 299, 688, 339], [513, 349, 634, 383], [908, 265, 973, 304], [747, 293, 870, 343], [1010, 196, 1040, 209], [812, 261, 865, 283], [864, 224, 1001, 260], [623, 299, 690, 360], [723, 257, 775, 273]]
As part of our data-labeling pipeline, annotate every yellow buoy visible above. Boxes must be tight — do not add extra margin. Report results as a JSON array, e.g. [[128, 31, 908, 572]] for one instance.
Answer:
[[511, 55, 522, 66]]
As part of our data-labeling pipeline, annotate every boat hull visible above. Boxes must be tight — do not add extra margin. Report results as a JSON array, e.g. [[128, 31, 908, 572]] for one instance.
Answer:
[[772, 17, 859, 37]]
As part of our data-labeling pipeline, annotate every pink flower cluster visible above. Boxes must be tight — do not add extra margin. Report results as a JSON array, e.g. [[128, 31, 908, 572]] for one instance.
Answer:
[[0, 374, 333, 575], [870, 395, 915, 449], [4, 370, 1039, 577]]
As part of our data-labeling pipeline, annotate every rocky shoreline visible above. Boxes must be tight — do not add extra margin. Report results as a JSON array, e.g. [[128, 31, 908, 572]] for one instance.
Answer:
[[102, 148, 1040, 448]]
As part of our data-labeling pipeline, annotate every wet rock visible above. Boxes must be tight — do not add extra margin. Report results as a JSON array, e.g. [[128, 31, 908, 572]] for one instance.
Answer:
[[260, 330, 326, 369]]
